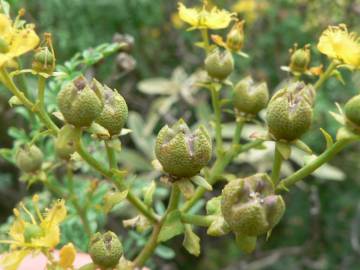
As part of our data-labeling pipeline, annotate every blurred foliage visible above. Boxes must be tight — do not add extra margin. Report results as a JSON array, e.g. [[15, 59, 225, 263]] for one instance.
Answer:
[[0, 0, 360, 269]]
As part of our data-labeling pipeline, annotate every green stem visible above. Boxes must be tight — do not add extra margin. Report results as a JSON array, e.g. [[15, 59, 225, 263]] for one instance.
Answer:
[[67, 165, 92, 237], [232, 118, 244, 146], [105, 140, 117, 169], [201, 29, 211, 54], [37, 76, 59, 133], [74, 133, 159, 223], [314, 61, 337, 91], [180, 213, 216, 227], [210, 85, 224, 157], [271, 143, 283, 185], [277, 139, 355, 192], [181, 139, 263, 212], [134, 185, 180, 267]]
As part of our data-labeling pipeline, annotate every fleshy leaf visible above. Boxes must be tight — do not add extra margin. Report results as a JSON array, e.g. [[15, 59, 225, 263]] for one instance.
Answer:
[[183, 224, 200, 256], [158, 210, 184, 242]]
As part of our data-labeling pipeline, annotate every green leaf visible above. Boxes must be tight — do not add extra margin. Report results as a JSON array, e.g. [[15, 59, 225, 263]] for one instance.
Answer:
[[143, 181, 156, 207], [8, 96, 22, 107], [320, 128, 334, 149], [158, 210, 184, 242], [177, 179, 195, 200], [191, 175, 212, 191], [292, 139, 312, 154], [155, 245, 176, 260], [206, 196, 222, 215], [276, 142, 291, 160], [138, 78, 177, 95], [103, 190, 128, 213], [0, 0, 10, 16], [183, 224, 200, 256]]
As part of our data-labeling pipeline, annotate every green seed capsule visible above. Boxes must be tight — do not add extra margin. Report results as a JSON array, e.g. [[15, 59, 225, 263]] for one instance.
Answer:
[[266, 81, 314, 141], [233, 76, 269, 115], [345, 94, 360, 127], [155, 119, 212, 179], [16, 145, 43, 173], [55, 124, 80, 159], [95, 86, 128, 137], [204, 48, 234, 81], [57, 76, 104, 127], [221, 173, 285, 237], [89, 231, 123, 269]]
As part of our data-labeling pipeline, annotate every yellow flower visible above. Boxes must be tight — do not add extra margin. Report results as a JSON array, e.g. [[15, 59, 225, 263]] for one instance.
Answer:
[[0, 11, 39, 68], [59, 243, 77, 269], [232, 0, 268, 24], [0, 195, 67, 270], [317, 24, 360, 68], [178, 1, 235, 30]]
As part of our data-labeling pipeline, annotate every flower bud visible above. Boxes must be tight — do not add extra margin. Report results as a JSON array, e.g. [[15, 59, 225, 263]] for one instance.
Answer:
[[344, 94, 360, 127], [155, 119, 212, 179], [266, 82, 314, 141], [226, 21, 245, 52], [233, 76, 269, 115], [289, 46, 310, 74], [89, 231, 123, 269], [55, 124, 80, 159], [16, 145, 43, 173], [204, 48, 234, 81], [116, 53, 136, 72], [32, 47, 55, 74], [95, 86, 128, 137], [221, 173, 285, 237], [57, 76, 104, 127]]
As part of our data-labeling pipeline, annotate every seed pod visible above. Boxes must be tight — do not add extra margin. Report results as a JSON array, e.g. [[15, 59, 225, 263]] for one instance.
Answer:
[[32, 47, 55, 74], [266, 81, 314, 141], [233, 76, 269, 115], [155, 119, 212, 179], [221, 173, 285, 236], [54, 124, 80, 159], [57, 76, 104, 127], [204, 48, 234, 81], [345, 94, 360, 127], [16, 145, 43, 173], [289, 47, 310, 74], [89, 231, 123, 269], [95, 86, 128, 137]]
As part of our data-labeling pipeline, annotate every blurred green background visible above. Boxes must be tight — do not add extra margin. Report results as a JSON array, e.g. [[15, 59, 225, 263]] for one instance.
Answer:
[[1, 0, 360, 269]]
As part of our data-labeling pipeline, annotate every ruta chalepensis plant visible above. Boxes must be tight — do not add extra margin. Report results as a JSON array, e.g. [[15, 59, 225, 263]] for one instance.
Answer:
[[0, 1, 360, 269]]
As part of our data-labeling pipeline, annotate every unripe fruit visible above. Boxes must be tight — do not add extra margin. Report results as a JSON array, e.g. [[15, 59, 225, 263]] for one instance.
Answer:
[[344, 94, 360, 127], [89, 231, 123, 269], [289, 47, 310, 74], [57, 76, 104, 127], [16, 145, 43, 173], [204, 49, 234, 81], [55, 124, 80, 159], [221, 173, 285, 237], [95, 86, 128, 137], [32, 47, 55, 74], [233, 76, 269, 115], [266, 82, 314, 141], [155, 119, 212, 179]]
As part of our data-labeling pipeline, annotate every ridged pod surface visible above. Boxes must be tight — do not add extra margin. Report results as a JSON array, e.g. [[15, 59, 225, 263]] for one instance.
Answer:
[[233, 76, 269, 115], [221, 173, 285, 236], [16, 145, 43, 173], [89, 231, 123, 269], [266, 82, 314, 141], [155, 119, 212, 179], [96, 86, 128, 136], [57, 76, 104, 127], [345, 94, 360, 127], [204, 49, 234, 81]]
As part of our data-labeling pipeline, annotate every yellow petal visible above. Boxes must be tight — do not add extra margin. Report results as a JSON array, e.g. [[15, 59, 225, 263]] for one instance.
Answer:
[[8, 218, 25, 243], [178, 3, 199, 27], [0, 250, 29, 270], [204, 7, 234, 29], [32, 225, 60, 248], [43, 199, 67, 227], [8, 27, 39, 58], [0, 14, 13, 42], [59, 243, 77, 268]]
